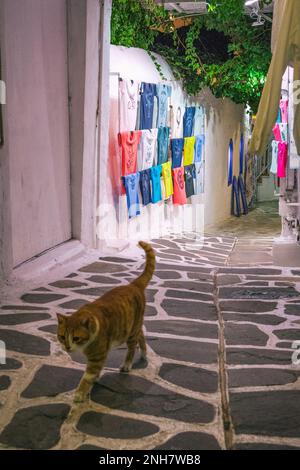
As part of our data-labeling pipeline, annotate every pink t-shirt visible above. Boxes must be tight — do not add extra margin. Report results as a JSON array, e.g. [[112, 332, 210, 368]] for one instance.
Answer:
[[277, 141, 288, 178], [272, 123, 282, 142], [279, 99, 289, 124], [172, 167, 187, 205]]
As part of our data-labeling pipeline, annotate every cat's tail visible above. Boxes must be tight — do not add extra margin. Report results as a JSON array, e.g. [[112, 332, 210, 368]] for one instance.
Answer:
[[132, 241, 156, 289]]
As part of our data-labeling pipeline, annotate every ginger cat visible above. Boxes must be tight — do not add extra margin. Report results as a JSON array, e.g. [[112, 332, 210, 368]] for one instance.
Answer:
[[57, 241, 155, 402]]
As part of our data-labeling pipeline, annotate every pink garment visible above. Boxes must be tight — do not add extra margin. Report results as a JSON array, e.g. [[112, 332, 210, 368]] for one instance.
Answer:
[[277, 142, 288, 178], [272, 123, 282, 142], [279, 99, 289, 124], [172, 167, 187, 205]]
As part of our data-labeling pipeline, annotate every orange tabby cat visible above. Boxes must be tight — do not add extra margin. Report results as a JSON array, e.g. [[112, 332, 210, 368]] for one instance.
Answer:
[[57, 241, 155, 402]]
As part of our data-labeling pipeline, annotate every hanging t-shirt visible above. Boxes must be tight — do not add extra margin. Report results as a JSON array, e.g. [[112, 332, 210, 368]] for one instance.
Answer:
[[137, 128, 158, 171], [123, 173, 140, 218], [272, 123, 282, 142], [139, 169, 152, 206], [194, 135, 205, 163], [119, 131, 142, 176], [270, 141, 279, 174], [140, 82, 156, 130], [183, 106, 196, 138], [277, 141, 288, 178], [279, 123, 288, 142], [155, 84, 172, 128], [171, 105, 184, 138], [184, 164, 195, 198], [172, 167, 187, 205], [193, 106, 205, 136], [150, 165, 162, 203], [171, 138, 184, 169], [194, 162, 204, 194], [276, 108, 282, 123], [183, 136, 196, 166], [157, 127, 170, 166], [119, 78, 139, 132], [162, 161, 174, 199], [279, 99, 289, 124]]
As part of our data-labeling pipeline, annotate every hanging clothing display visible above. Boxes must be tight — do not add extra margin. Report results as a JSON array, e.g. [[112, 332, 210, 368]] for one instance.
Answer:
[[279, 123, 288, 142], [249, 0, 300, 155], [171, 138, 184, 169], [270, 141, 279, 174], [150, 165, 162, 203], [183, 106, 196, 138], [277, 141, 288, 177], [272, 123, 282, 142], [279, 99, 289, 124], [183, 136, 196, 166], [193, 106, 205, 136], [157, 127, 170, 165], [276, 108, 282, 123], [239, 133, 244, 175], [123, 173, 140, 218], [172, 167, 187, 205], [119, 130, 141, 176], [194, 135, 204, 163], [155, 83, 172, 128], [119, 78, 139, 133], [171, 105, 184, 138], [238, 175, 248, 215], [139, 169, 152, 206], [228, 139, 233, 186], [231, 176, 241, 217], [137, 128, 158, 171], [184, 164, 195, 198], [139, 82, 156, 130], [194, 161, 204, 194], [162, 161, 174, 199]]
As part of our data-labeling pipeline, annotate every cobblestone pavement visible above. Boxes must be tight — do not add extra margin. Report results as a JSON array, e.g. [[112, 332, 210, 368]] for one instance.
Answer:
[[1, 232, 300, 450]]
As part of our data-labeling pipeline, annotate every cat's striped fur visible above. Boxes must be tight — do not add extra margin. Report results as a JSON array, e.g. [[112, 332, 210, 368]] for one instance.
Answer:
[[57, 241, 155, 402]]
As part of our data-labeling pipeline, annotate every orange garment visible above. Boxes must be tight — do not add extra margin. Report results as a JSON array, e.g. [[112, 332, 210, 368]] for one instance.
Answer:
[[119, 131, 142, 176]]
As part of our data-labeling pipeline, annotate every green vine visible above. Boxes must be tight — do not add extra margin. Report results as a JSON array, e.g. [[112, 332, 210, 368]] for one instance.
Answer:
[[111, 0, 272, 112]]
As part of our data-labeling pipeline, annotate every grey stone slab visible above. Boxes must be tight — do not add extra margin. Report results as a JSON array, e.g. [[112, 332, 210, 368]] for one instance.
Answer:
[[99, 257, 135, 263], [0, 375, 11, 391], [275, 281, 295, 287], [276, 341, 293, 349], [220, 300, 277, 313], [21, 365, 83, 398], [145, 305, 157, 317], [159, 363, 218, 393], [66, 273, 78, 278], [21, 293, 66, 304], [243, 281, 269, 286], [91, 373, 215, 424], [235, 443, 300, 450], [187, 272, 213, 282], [0, 358, 22, 370], [151, 338, 218, 364], [154, 271, 182, 280], [0, 305, 48, 311], [162, 281, 214, 293], [77, 445, 106, 450], [145, 320, 218, 339], [223, 312, 284, 325], [0, 404, 70, 449], [225, 323, 268, 346], [284, 305, 300, 316], [77, 411, 159, 439], [79, 262, 127, 274], [218, 268, 282, 275], [39, 324, 57, 334], [227, 348, 292, 365], [72, 287, 109, 297], [165, 289, 212, 302], [59, 299, 88, 310], [155, 432, 221, 450], [86, 275, 121, 284], [49, 280, 87, 288], [33, 288, 52, 292], [228, 368, 300, 388], [156, 263, 212, 273], [0, 313, 51, 325], [230, 390, 300, 437], [162, 299, 217, 321], [0, 330, 50, 356], [219, 287, 300, 300], [274, 329, 300, 341], [217, 275, 241, 286], [157, 253, 183, 261]]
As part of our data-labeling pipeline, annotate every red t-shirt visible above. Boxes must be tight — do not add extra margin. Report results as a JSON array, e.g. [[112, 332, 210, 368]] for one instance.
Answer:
[[172, 167, 187, 205], [119, 131, 142, 176]]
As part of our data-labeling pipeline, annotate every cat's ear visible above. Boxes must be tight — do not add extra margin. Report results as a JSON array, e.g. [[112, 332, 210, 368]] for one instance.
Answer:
[[57, 313, 66, 324], [80, 317, 90, 329]]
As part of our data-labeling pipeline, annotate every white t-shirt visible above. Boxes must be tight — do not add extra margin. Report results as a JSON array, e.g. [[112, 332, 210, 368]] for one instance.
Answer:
[[193, 106, 205, 136], [137, 128, 158, 170], [194, 161, 205, 194], [119, 78, 139, 132], [171, 105, 184, 139]]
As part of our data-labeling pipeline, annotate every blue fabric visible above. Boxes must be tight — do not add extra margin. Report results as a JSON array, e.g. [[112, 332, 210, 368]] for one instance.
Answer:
[[140, 82, 156, 130], [194, 135, 205, 163], [150, 165, 162, 203], [123, 173, 140, 218], [183, 106, 196, 138], [276, 107, 281, 123], [228, 139, 233, 186], [139, 169, 151, 206], [239, 133, 244, 175], [157, 127, 170, 165], [155, 84, 172, 128], [171, 138, 184, 169], [238, 174, 248, 215], [231, 176, 241, 217]]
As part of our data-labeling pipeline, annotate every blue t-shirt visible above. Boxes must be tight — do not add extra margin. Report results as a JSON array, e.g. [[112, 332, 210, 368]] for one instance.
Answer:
[[157, 127, 170, 165], [171, 138, 184, 169], [139, 169, 151, 206], [194, 135, 205, 163], [150, 165, 162, 203], [155, 84, 172, 128], [140, 82, 156, 130], [184, 164, 195, 198], [183, 106, 196, 138], [123, 173, 140, 218]]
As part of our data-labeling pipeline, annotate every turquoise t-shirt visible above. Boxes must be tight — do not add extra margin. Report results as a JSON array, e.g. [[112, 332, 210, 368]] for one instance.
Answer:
[[157, 127, 170, 166], [155, 84, 172, 128], [150, 165, 162, 203]]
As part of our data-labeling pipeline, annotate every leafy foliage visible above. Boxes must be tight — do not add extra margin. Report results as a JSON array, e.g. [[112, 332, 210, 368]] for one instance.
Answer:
[[111, 0, 272, 112]]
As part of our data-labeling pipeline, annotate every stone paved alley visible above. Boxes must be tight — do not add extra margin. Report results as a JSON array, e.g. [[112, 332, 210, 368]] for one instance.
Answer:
[[1, 206, 300, 450]]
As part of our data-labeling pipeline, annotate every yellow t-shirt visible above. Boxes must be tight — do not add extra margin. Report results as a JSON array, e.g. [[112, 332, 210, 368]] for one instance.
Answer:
[[162, 161, 174, 199], [183, 136, 196, 166]]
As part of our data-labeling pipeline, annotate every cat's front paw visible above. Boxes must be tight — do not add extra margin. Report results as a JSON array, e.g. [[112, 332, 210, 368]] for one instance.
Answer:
[[74, 391, 86, 403], [120, 364, 131, 373]]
